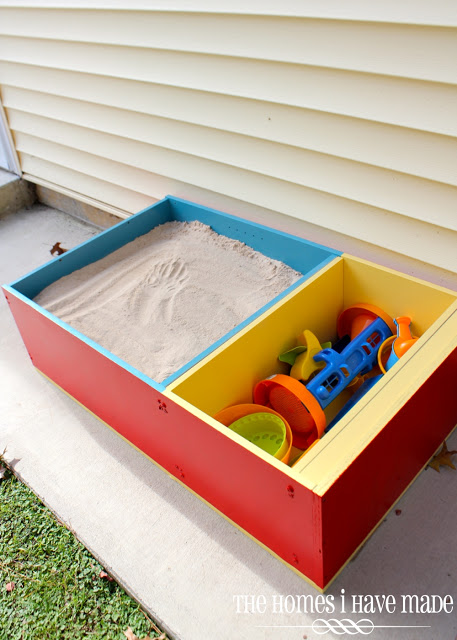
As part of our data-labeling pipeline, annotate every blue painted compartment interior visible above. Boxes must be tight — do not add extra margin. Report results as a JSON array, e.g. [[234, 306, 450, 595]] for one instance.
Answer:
[[8, 196, 341, 386]]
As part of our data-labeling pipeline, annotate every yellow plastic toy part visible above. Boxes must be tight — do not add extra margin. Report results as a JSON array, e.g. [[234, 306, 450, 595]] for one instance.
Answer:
[[377, 336, 396, 375], [290, 329, 327, 382]]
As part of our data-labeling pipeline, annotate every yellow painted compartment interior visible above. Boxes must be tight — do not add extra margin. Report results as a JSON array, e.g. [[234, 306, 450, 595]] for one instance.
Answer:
[[168, 254, 457, 487]]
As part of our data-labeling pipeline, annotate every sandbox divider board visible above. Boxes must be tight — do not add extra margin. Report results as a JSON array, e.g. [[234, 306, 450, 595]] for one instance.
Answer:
[[161, 255, 339, 386], [162, 196, 341, 385]]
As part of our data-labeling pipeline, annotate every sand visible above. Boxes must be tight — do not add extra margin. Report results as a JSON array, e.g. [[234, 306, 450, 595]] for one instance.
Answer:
[[35, 220, 301, 383]]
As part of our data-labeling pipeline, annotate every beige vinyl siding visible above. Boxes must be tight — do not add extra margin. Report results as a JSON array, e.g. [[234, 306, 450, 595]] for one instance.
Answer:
[[0, 3, 456, 272]]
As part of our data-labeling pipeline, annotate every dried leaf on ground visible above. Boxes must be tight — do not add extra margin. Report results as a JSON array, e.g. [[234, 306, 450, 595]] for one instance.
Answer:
[[428, 441, 457, 473], [123, 627, 165, 640], [99, 570, 113, 581], [50, 242, 68, 256]]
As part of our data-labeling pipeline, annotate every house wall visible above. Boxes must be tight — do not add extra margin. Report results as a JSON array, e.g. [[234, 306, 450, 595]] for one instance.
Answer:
[[0, 1, 456, 272]]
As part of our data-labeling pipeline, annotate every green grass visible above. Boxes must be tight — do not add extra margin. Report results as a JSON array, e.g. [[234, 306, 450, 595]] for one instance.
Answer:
[[0, 468, 165, 640]]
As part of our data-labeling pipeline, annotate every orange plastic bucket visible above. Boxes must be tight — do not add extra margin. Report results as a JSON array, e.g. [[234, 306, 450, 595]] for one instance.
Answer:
[[253, 374, 326, 450]]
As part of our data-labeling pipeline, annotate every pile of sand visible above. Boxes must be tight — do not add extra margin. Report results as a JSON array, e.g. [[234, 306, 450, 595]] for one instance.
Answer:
[[35, 220, 301, 383]]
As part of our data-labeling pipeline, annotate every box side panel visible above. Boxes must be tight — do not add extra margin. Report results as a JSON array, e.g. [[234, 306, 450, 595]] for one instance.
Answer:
[[5, 290, 325, 587], [168, 196, 340, 273], [8, 197, 173, 299], [321, 345, 457, 587]]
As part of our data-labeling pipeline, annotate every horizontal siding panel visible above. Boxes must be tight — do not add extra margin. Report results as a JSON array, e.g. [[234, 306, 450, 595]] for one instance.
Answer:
[[0, 6, 456, 273], [2, 62, 457, 143], [1, 38, 457, 139], [2, 71, 457, 188], [16, 135, 166, 201], [0, 10, 456, 83], [0, 1, 456, 27], [19, 154, 155, 213], [13, 133, 457, 272], [7, 106, 457, 233]]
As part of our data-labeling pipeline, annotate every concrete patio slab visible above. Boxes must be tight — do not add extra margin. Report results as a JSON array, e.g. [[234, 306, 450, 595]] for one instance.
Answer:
[[1, 204, 456, 640]]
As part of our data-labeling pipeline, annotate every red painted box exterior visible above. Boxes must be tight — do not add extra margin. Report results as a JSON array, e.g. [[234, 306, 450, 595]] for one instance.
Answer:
[[3, 197, 457, 590], [320, 347, 457, 585], [4, 290, 324, 586], [5, 285, 457, 590]]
